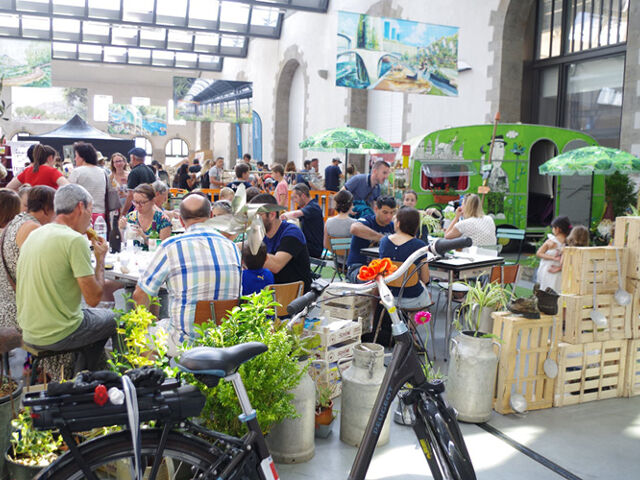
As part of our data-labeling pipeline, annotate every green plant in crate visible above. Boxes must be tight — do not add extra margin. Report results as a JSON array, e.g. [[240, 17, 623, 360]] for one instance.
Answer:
[[456, 281, 508, 337], [186, 290, 306, 437], [10, 409, 64, 467]]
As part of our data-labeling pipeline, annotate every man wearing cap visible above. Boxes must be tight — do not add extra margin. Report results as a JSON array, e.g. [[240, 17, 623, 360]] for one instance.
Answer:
[[121, 147, 156, 216], [324, 158, 343, 192]]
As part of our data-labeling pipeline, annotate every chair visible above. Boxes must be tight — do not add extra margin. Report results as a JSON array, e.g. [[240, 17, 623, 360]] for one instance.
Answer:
[[266, 281, 304, 319], [489, 264, 520, 298], [194, 299, 239, 326], [310, 251, 330, 279], [22, 343, 86, 387], [329, 236, 352, 281], [496, 228, 526, 264]]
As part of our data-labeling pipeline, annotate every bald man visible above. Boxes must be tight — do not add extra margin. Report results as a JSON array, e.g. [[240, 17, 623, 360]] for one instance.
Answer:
[[133, 193, 241, 355]]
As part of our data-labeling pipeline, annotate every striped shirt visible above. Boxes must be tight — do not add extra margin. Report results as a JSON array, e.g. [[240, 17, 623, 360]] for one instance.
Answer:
[[138, 223, 241, 342]]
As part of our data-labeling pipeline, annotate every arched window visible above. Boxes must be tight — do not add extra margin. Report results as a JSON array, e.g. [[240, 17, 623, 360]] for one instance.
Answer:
[[10, 131, 31, 142], [165, 137, 189, 166], [134, 136, 153, 156]]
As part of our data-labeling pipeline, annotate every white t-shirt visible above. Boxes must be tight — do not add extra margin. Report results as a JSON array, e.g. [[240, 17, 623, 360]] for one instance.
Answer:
[[208, 166, 223, 182], [68, 165, 107, 213], [455, 216, 496, 246]]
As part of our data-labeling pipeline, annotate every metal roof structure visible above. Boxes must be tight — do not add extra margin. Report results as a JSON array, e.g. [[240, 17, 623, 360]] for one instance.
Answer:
[[0, 0, 329, 71]]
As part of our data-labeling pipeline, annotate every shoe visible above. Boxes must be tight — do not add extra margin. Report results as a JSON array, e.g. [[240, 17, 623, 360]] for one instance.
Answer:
[[535, 287, 559, 315], [393, 394, 416, 426], [507, 296, 540, 319]]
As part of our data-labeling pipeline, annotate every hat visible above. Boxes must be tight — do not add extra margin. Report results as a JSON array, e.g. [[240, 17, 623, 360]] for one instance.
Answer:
[[332, 158, 342, 163], [127, 147, 146, 158]]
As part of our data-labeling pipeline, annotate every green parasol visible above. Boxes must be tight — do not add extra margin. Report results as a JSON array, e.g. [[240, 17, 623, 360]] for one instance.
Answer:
[[299, 127, 393, 179], [538, 146, 640, 176]]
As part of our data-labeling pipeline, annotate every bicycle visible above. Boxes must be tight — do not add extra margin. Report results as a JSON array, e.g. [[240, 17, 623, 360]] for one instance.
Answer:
[[25, 236, 476, 480]]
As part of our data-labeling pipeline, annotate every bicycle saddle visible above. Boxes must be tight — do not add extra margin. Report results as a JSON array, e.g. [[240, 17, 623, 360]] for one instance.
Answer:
[[178, 342, 268, 377]]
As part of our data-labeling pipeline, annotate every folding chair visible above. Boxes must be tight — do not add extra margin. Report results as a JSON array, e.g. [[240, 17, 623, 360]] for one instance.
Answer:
[[194, 299, 239, 326], [329, 237, 352, 281], [496, 227, 526, 264], [266, 281, 304, 320], [489, 264, 521, 299]]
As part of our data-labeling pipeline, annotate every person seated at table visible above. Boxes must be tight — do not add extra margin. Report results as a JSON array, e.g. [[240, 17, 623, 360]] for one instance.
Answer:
[[346, 196, 396, 283], [343, 160, 390, 218], [379, 207, 431, 309], [152, 180, 179, 220], [324, 189, 356, 266], [250, 193, 312, 292], [242, 243, 274, 296], [227, 163, 253, 193], [219, 187, 235, 202], [119, 184, 171, 250], [16, 184, 117, 372], [133, 193, 241, 356], [0, 189, 21, 229], [444, 194, 496, 246], [280, 184, 324, 259]]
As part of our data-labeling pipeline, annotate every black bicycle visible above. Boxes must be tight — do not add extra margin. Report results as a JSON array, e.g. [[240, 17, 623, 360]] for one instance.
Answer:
[[25, 236, 476, 480]]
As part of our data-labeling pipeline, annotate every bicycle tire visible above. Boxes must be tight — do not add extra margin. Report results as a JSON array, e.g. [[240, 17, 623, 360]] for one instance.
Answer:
[[37, 429, 261, 480], [417, 397, 476, 480]]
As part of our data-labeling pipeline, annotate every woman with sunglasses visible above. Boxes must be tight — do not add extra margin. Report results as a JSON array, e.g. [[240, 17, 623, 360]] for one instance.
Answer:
[[118, 184, 171, 250]]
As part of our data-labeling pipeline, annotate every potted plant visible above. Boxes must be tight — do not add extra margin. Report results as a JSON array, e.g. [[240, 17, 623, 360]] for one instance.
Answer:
[[0, 329, 23, 477], [446, 282, 504, 424], [432, 189, 459, 204], [314, 381, 335, 438], [6, 408, 64, 479]]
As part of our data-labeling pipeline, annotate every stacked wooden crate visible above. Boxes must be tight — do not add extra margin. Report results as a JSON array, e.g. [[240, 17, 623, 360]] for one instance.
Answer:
[[615, 216, 640, 397], [555, 246, 631, 406], [319, 293, 373, 334], [492, 312, 558, 414]]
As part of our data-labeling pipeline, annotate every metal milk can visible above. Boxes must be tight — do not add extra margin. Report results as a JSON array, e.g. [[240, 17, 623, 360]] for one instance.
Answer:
[[446, 331, 499, 423], [266, 367, 315, 463], [340, 343, 390, 447]]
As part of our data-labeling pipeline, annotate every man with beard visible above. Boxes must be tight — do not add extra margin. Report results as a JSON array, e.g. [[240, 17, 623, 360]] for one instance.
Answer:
[[250, 193, 312, 292]]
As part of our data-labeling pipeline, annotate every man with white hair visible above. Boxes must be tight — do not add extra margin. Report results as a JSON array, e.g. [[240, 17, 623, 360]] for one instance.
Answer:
[[16, 184, 116, 371]]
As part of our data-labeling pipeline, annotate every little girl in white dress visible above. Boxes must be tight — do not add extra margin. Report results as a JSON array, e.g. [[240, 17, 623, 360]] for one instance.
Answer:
[[536, 216, 571, 292]]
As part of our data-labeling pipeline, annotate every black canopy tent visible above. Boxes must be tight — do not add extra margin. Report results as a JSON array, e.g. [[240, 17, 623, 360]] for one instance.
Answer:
[[18, 115, 134, 160]]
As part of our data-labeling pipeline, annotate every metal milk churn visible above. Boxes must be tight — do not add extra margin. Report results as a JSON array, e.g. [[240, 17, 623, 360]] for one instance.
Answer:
[[446, 330, 499, 423], [266, 367, 315, 463], [340, 343, 390, 447]]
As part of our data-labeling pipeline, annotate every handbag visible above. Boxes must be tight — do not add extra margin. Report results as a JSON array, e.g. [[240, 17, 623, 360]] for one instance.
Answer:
[[104, 170, 121, 213]]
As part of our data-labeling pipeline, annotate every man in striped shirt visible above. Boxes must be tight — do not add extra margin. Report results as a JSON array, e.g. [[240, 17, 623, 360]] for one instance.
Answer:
[[133, 193, 241, 355]]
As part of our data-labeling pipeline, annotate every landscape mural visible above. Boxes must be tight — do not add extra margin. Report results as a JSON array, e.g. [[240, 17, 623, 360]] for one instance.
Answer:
[[0, 39, 51, 87], [108, 104, 167, 136]]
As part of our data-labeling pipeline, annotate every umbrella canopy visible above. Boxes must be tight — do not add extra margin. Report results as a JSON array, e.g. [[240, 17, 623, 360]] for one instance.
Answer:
[[299, 127, 393, 154], [539, 146, 640, 176]]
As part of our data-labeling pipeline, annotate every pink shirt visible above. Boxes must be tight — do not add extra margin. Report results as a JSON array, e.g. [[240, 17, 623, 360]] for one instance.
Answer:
[[275, 180, 289, 206]]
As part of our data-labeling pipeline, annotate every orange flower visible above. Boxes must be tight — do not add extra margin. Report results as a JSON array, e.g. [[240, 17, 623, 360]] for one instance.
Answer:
[[358, 257, 398, 281], [357, 265, 377, 281]]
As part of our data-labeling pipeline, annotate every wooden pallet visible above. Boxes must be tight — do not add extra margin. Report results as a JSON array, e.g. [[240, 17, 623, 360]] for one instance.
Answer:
[[559, 293, 631, 343], [626, 278, 640, 339], [492, 312, 557, 414], [614, 216, 640, 279], [561, 246, 628, 295], [553, 340, 627, 407], [624, 339, 640, 397]]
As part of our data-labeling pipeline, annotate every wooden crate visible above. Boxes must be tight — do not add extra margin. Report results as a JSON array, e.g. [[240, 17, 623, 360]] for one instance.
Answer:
[[492, 312, 557, 414], [321, 302, 371, 322], [626, 278, 640, 339], [319, 292, 369, 310], [561, 246, 627, 295], [559, 293, 631, 343], [314, 319, 362, 347], [614, 216, 640, 279], [624, 339, 640, 397], [553, 340, 627, 407]]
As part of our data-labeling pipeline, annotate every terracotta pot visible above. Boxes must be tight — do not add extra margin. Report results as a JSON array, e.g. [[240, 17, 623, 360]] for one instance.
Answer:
[[433, 194, 460, 204], [315, 402, 333, 426]]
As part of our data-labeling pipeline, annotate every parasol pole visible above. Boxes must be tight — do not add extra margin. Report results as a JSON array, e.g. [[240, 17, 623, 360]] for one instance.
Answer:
[[480, 111, 500, 203], [344, 147, 349, 182]]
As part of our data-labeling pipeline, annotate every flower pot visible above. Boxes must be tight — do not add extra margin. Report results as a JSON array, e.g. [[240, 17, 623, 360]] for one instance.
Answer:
[[314, 417, 335, 439], [433, 194, 459, 204], [5, 452, 44, 480], [0, 384, 21, 478], [315, 402, 333, 426], [446, 331, 499, 423]]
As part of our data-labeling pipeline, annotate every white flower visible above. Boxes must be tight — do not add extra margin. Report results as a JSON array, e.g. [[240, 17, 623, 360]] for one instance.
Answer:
[[506, 130, 519, 139]]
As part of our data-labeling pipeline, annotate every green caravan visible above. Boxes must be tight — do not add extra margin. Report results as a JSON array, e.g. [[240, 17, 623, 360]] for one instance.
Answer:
[[407, 124, 603, 236]]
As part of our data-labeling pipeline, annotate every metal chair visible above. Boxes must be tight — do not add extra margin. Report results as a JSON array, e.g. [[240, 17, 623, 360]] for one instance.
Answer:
[[496, 227, 526, 264], [328, 236, 352, 281], [266, 281, 304, 320], [489, 264, 521, 298], [194, 299, 239, 326]]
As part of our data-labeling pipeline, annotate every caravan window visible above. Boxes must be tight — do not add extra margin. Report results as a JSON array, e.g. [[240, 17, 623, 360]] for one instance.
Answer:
[[420, 162, 476, 192]]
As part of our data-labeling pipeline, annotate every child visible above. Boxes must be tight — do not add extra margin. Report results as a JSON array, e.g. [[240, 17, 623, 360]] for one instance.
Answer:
[[402, 190, 417, 208], [548, 225, 590, 273], [536, 216, 571, 291], [242, 243, 275, 296], [219, 187, 235, 202]]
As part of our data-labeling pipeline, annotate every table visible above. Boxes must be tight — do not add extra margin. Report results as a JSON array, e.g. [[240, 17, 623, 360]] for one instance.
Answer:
[[360, 245, 504, 359]]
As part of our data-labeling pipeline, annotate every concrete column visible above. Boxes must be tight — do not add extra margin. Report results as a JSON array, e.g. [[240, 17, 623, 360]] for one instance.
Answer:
[[200, 121, 211, 151], [620, 1, 640, 156]]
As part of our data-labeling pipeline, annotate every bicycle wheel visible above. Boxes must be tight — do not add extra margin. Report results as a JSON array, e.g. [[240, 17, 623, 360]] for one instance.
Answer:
[[416, 398, 476, 480], [38, 429, 260, 480]]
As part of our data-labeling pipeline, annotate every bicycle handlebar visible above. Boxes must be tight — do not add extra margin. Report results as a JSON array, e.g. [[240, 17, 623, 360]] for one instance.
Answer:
[[286, 236, 472, 316]]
